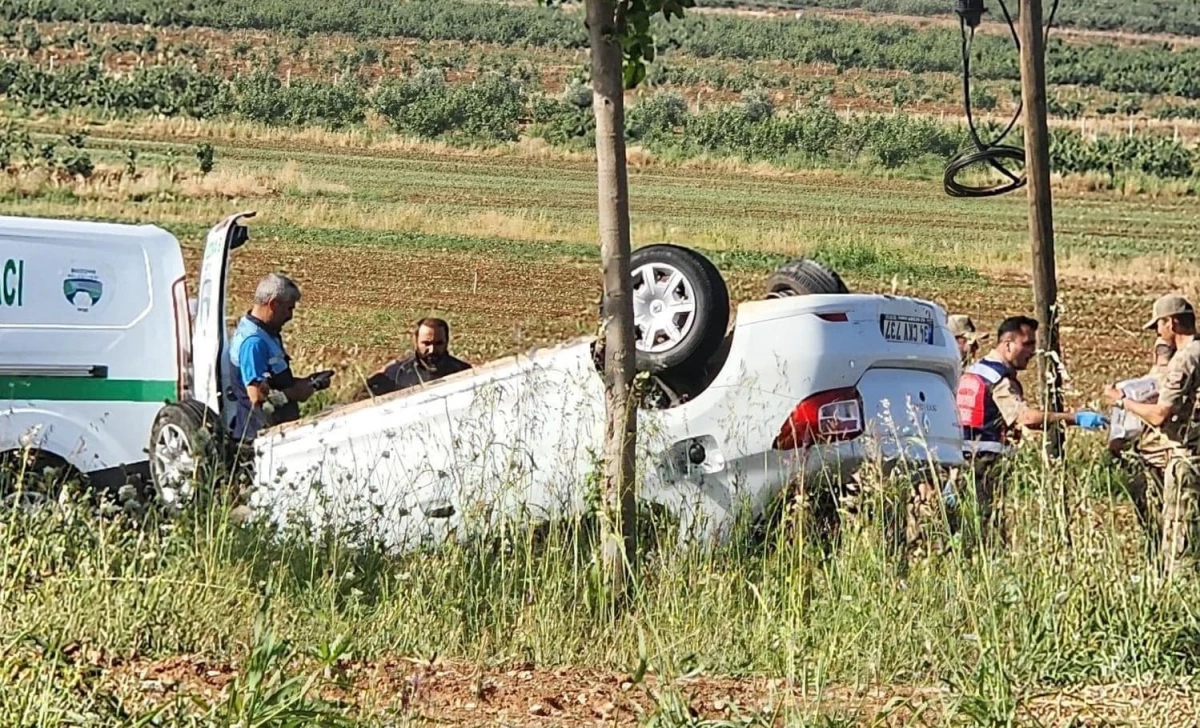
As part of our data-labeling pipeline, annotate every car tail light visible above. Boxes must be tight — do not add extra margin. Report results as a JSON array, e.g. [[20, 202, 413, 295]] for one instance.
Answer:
[[815, 312, 848, 322], [773, 386, 864, 451], [171, 276, 193, 400]]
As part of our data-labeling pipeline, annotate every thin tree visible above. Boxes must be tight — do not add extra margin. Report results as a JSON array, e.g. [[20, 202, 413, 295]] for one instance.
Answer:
[[545, 0, 692, 600]]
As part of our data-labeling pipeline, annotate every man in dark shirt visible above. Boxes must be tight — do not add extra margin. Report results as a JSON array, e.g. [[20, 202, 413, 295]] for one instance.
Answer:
[[363, 317, 472, 397]]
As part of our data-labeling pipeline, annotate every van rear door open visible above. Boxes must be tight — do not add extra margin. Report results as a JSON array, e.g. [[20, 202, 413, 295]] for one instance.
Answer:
[[191, 210, 254, 434], [0, 216, 187, 486]]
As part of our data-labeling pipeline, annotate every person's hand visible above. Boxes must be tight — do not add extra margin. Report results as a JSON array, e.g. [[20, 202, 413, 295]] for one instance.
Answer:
[[1102, 385, 1124, 406], [1074, 410, 1109, 430]]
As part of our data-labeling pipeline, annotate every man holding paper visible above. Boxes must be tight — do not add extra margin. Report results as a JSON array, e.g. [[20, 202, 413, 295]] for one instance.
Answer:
[[1105, 294, 1200, 579], [1108, 336, 1176, 556]]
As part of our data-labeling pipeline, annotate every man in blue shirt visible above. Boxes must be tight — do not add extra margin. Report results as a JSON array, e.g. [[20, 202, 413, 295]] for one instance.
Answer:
[[228, 272, 329, 441]]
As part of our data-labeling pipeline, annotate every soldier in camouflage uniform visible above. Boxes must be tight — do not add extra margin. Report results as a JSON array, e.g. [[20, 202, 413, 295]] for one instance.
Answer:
[[957, 315, 1108, 548], [948, 314, 989, 370], [1108, 336, 1177, 560], [1105, 294, 1200, 579]]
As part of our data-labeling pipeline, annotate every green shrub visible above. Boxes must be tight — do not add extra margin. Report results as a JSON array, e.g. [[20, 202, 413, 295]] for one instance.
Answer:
[[235, 70, 365, 129], [371, 69, 524, 142], [625, 91, 689, 143]]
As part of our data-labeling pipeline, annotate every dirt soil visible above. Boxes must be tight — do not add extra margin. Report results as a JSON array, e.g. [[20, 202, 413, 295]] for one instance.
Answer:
[[96, 653, 1200, 726], [184, 241, 1175, 408]]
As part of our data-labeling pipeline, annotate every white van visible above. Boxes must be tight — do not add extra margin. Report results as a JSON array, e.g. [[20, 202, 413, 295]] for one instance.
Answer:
[[0, 214, 194, 494]]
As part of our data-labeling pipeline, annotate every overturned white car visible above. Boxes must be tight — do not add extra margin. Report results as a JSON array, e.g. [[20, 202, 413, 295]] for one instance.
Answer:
[[152, 213, 966, 550]]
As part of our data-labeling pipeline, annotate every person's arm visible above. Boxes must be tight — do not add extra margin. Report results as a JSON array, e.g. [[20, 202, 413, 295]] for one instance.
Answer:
[[1105, 386, 1175, 429], [1018, 407, 1078, 430], [279, 377, 315, 403], [239, 337, 273, 409], [1106, 356, 1193, 429], [239, 338, 313, 407], [992, 378, 1081, 431], [364, 360, 403, 397], [1122, 399, 1172, 428]]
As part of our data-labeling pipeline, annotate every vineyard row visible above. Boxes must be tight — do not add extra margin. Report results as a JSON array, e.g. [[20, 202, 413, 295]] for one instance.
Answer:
[[698, 0, 1200, 39], [5, 0, 1200, 99], [2, 60, 1196, 181]]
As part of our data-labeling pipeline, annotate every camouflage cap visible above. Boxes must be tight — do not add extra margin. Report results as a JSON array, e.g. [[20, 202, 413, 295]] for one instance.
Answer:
[[948, 314, 989, 343], [1144, 293, 1195, 330]]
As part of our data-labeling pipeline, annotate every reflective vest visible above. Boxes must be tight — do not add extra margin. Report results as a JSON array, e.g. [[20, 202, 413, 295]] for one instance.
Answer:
[[956, 358, 1018, 456]]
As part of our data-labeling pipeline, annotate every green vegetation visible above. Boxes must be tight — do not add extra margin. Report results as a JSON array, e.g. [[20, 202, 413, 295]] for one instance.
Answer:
[[5, 0, 1200, 98], [6, 121, 1198, 268], [4, 60, 1199, 182], [1, 446, 1197, 725], [702, 0, 1200, 38]]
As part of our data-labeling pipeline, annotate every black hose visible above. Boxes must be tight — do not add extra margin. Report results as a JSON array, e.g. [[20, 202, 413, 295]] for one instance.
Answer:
[[943, 0, 1060, 198]]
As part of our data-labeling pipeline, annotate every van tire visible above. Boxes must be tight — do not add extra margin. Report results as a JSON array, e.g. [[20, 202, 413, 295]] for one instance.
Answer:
[[765, 258, 849, 297], [0, 449, 78, 511], [148, 400, 225, 510], [628, 244, 731, 374]]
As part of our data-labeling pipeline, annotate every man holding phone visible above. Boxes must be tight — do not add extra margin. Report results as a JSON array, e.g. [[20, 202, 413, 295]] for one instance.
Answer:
[[228, 272, 335, 441]]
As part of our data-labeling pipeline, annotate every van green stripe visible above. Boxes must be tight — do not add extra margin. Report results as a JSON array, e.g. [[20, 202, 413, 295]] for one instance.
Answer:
[[0, 377, 176, 403]]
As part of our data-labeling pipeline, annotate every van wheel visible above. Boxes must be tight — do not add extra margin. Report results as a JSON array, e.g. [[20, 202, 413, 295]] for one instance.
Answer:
[[0, 450, 78, 512], [149, 400, 225, 511], [765, 258, 849, 298], [629, 244, 730, 374]]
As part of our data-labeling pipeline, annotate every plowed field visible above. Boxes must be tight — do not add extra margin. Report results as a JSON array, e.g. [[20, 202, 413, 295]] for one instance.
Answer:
[[180, 238, 1182, 408]]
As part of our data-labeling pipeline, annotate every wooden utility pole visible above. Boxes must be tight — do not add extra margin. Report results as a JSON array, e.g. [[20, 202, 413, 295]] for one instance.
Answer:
[[1017, 0, 1064, 459]]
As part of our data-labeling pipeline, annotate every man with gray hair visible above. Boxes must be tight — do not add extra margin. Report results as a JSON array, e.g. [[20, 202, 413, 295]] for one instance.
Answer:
[[228, 272, 331, 441]]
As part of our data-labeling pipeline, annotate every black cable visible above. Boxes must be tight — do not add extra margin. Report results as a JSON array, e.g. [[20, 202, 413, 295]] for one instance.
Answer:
[[943, 0, 1060, 198]]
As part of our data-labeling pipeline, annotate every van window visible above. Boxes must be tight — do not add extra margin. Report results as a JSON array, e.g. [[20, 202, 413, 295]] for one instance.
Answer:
[[0, 238, 153, 330]]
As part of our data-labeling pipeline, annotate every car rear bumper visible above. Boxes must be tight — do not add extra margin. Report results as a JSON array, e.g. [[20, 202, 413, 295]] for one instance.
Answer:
[[643, 435, 964, 546]]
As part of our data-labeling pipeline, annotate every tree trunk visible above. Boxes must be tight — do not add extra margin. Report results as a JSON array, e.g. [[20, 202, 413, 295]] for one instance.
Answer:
[[587, 0, 637, 601]]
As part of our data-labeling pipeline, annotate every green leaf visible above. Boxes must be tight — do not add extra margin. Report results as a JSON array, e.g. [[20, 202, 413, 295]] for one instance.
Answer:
[[623, 58, 647, 89]]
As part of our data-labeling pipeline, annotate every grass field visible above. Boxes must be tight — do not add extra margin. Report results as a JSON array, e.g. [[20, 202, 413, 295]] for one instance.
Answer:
[[6, 114, 1198, 398], [6, 1, 1200, 725]]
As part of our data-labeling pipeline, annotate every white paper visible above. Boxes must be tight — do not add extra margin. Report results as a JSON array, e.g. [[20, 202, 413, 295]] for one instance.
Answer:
[[1118, 376, 1159, 403], [1109, 407, 1144, 441], [1107, 376, 1159, 442]]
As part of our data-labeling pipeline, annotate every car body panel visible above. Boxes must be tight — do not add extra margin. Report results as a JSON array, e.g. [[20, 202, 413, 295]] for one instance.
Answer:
[[246, 291, 965, 552]]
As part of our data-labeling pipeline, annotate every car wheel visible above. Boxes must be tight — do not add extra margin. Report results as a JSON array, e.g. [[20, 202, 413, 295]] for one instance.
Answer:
[[765, 258, 850, 298], [629, 244, 730, 374], [148, 400, 225, 511]]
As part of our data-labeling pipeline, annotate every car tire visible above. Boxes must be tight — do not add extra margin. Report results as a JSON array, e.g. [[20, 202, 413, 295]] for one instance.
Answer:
[[765, 258, 849, 298], [628, 244, 730, 374], [148, 399, 226, 511]]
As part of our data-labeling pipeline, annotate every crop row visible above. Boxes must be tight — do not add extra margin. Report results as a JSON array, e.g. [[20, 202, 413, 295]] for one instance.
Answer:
[[6, 0, 1200, 99], [2, 58, 1196, 182], [701, 0, 1200, 39]]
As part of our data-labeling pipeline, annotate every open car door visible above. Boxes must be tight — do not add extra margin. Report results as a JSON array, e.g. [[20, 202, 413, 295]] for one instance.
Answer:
[[193, 210, 254, 431]]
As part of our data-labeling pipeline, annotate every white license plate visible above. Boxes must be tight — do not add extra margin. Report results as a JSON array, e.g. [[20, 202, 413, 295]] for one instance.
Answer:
[[880, 314, 933, 344]]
